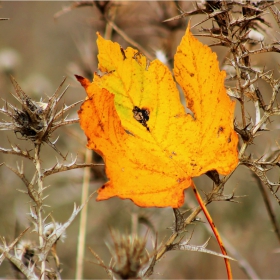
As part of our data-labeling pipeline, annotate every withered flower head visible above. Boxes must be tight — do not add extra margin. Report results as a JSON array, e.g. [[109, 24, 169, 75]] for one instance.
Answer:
[[0, 76, 80, 157], [15, 240, 36, 263], [43, 222, 67, 243], [107, 230, 149, 279]]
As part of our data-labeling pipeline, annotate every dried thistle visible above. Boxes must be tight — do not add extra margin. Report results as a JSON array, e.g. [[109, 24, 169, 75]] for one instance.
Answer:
[[106, 230, 149, 279], [0, 76, 80, 158], [15, 240, 36, 264], [43, 222, 67, 243], [0, 75, 95, 279], [43, 222, 66, 270]]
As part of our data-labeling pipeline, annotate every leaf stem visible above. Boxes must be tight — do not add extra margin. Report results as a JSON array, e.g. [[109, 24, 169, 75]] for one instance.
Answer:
[[191, 181, 232, 280]]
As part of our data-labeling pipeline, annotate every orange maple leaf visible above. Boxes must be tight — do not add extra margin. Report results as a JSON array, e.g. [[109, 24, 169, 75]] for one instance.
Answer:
[[77, 24, 239, 208]]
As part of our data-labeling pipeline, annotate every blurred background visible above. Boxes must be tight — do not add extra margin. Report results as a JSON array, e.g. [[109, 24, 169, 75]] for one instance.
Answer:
[[0, 1, 279, 279]]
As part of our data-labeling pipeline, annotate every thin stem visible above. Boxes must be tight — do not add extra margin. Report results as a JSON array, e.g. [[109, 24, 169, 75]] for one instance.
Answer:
[[34, 144, 45, 280], [75, 148, 92, 279]]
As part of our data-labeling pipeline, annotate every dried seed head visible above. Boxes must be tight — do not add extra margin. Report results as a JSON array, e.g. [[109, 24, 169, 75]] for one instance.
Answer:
[[15, 240, 36, 263], [0, 76, 80, 157], [107, 231, 149, 279], [43, 222, 66, 243]]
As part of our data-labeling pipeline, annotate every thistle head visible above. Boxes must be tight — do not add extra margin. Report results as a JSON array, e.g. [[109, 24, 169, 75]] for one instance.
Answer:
[[0, 76, 80, 157], [107, 230, 149, 279]]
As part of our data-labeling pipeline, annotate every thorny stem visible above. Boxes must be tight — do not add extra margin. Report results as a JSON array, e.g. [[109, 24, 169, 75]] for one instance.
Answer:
[[155, 232, 177, 262], [34, 143, 45, 279], [154, 205, 202, 264], [0, 245, 38, 280]]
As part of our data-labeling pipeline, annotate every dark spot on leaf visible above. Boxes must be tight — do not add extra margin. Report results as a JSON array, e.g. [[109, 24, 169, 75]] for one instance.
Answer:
[[132, 106, 150, 132], [120, 46, 126, 60], [125, 129, 134, 136]]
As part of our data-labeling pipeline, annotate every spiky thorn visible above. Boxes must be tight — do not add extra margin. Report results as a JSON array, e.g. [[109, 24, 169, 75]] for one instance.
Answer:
[[0, 243, 38, 280], [254, 151, 280, 167], [0, 139, 34, 160], [192, 9, 230, 31], [0, 99, 14, 116], [230, 12, 268, 29], [0, 227, 30, 265], [170, 237, 235, 261], [0, 228, 37, 280], [4, 163, 40, 203], [45, 137, 66, 160], [262, 78, 280, 112], [38, 192, 95, 262], [49, 117, 80, 135], [51, 100, 82, 125], [42, 155, 103, 178], [88, 247, 115, 280], [244, 44, 280, 59], [43, 77, 68, 118], [241, 71, 263, 91], [195, 27, 231, 46], [207, 188, 246, 204], [28, 205, 38, 224], [163, 5, 207, 22], [234, 123, 253, 143], [241, 158, 280, 204], [9, 76, 38, 113]]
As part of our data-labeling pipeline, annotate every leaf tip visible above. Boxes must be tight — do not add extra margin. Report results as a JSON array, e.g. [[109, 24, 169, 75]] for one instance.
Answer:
[[75, 75, 91, 90], [96, 31, 103, 41]]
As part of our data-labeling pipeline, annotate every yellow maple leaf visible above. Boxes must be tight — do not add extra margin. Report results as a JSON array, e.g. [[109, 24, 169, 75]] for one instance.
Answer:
[[77, 24, 238, 208]]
